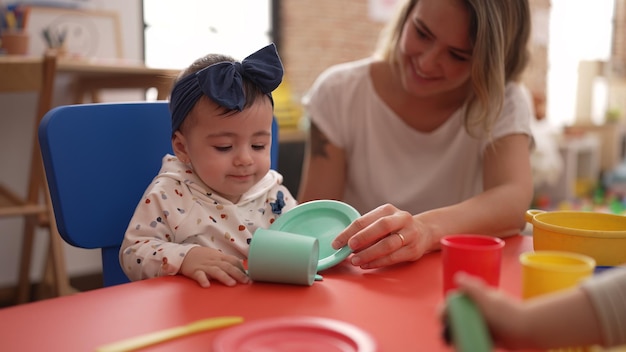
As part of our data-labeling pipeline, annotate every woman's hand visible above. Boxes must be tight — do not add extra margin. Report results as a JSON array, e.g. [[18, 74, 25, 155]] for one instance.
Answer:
[[331, 203, 435, 269], [180, 247, 250, 287]]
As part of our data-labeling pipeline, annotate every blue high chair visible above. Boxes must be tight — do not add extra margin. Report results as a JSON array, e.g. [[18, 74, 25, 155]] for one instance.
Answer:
[[39, 101, 280, 287]]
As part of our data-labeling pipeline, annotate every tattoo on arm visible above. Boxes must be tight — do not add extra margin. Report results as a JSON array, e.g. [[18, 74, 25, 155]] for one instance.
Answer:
[[310, 122, 330, 159]]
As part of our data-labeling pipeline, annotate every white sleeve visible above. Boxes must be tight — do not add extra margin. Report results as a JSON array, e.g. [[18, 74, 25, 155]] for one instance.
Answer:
[[119, 180, 199, 281], [581, 268, 626, 347], [483, 82, 534, 150]]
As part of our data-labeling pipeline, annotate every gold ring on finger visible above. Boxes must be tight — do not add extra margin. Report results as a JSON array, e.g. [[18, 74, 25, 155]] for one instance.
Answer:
[[395, 232, 405, 246]]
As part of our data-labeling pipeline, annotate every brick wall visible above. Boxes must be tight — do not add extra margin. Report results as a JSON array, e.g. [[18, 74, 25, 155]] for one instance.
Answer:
[[280, 0, 385, 101], [613, 0, 625, 60], [279, 0, 550, 107]]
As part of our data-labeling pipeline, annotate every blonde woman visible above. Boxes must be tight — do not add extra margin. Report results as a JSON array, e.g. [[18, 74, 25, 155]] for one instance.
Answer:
[[298, 0, 534, 269]]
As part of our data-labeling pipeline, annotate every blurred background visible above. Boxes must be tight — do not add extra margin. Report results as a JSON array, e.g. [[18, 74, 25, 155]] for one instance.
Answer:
[[0, 0, 624, 303]]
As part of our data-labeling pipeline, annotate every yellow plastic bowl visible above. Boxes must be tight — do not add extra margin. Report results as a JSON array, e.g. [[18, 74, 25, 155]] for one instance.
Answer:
[[526, 209, 626, 266]]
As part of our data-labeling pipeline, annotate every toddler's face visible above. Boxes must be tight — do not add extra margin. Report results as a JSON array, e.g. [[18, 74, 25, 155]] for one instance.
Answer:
[[174, 96, 273, 203]]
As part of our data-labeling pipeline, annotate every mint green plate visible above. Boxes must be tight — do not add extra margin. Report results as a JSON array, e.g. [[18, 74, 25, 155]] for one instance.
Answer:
[[270, 200, 360, 271]]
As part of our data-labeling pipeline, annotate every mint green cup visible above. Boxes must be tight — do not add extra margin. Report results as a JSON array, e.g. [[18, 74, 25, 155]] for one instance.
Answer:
[[248, 228, 319, 286]]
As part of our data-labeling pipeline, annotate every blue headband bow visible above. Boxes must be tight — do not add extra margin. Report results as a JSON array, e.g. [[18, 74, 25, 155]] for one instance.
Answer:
[[169, 43, 284, 133]]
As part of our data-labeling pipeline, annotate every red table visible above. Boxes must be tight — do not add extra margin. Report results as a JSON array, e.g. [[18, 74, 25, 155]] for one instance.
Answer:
[[0, 235, 533, 351]]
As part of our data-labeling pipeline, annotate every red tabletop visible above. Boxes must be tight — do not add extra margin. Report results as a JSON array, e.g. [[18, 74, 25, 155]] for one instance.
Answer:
[[0, 235, 533, 351]]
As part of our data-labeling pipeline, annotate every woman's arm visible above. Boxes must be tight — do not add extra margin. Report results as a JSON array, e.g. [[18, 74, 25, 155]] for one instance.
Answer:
[[331, 133, 534, 269], [417, 133, 534, 240], [297, 121, 347, 203]]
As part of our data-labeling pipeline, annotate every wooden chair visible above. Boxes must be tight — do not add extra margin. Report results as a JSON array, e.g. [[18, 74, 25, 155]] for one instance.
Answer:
[[0, 53, 73, 303]]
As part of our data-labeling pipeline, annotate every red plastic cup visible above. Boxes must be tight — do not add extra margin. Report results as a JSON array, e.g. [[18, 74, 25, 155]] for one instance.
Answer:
[[440, 234, 505, 296]]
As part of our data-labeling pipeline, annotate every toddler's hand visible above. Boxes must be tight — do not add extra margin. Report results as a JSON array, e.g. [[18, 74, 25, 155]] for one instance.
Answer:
[[180, 247, 250, 288], [452, 272, 529, 349]]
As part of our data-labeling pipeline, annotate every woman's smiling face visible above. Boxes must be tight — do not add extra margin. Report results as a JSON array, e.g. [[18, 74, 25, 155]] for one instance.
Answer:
[[396, 0, 473, 98]]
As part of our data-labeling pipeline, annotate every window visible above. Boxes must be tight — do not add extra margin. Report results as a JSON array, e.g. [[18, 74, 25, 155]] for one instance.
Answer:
[[143, 0, 273, 69], [547, 0, 614, 126]]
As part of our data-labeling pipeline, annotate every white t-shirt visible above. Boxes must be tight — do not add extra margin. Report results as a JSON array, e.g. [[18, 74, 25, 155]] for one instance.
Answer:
[[304, 58, 533, 215], [581, 268, 626, 347]]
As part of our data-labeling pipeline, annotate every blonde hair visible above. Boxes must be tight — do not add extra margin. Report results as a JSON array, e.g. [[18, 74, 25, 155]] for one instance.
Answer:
[[375, 0, 531, 137]]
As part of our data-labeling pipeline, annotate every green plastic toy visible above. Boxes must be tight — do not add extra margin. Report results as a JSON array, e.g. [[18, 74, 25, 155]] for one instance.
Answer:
[[443, 292, 493, 352]]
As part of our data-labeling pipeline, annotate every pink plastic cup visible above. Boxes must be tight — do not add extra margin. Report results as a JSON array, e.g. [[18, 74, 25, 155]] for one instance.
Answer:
[[440, 234, 505, 296]]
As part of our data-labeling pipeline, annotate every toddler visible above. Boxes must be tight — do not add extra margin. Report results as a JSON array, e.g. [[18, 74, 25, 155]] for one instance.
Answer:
[[119, 43, 297, 287]]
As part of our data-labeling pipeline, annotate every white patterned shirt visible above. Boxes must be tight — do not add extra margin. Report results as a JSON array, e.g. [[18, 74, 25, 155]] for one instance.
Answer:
[[120, 154, 297, 281]]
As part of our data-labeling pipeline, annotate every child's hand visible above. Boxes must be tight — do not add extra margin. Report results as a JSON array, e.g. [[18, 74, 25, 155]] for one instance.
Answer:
[[452, 272, 529, 349], [180, 247, 250, 288]]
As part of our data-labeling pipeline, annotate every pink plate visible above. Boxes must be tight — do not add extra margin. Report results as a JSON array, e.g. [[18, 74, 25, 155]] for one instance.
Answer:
[[212, 316, 377, 352]]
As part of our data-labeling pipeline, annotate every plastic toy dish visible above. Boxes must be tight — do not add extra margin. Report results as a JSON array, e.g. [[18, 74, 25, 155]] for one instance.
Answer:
[[245, 269, 324, 281], [525, 209, 626, 266], [594, 266, 624, 275], [595, 266, 613, 274], [270, 200, 360, 271], [212, 316, 377, 352]]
